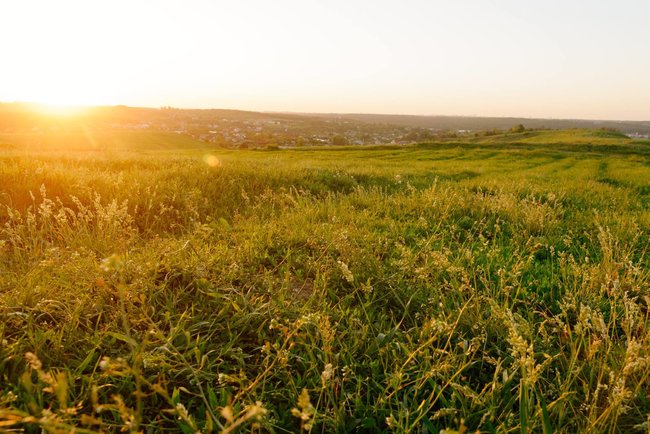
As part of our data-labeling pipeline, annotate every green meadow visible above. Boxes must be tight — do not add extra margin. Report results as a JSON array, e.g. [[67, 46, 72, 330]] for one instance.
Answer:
[[1, 129, 649, 432]]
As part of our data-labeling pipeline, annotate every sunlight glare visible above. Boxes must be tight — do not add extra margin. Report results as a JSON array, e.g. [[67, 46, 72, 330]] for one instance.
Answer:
[[33, 102, 89, 118], [203, 155, 222, 168]]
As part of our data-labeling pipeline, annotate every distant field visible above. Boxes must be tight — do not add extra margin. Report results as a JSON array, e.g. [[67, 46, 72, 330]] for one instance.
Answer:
[[1, 130, 649, 432], [0, 130, 208, 152]]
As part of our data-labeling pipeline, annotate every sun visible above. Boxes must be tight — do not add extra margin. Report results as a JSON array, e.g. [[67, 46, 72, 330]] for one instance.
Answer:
[[7, 74, 119, 116], [21, 86, 115, 118], [26, 89, 102, 115], [12, 89, 99, 118], [30, 102, 88, 118]]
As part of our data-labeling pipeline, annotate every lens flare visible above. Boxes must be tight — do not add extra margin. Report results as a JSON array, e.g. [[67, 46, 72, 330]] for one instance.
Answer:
[[203, 155, 221, 167]]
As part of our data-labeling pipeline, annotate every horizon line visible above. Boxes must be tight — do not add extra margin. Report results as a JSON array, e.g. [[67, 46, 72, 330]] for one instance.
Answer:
[[2, 100, 649, 124]]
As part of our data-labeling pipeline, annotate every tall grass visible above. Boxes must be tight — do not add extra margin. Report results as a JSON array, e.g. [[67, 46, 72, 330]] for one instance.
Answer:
[[1, 139, 649, 432]]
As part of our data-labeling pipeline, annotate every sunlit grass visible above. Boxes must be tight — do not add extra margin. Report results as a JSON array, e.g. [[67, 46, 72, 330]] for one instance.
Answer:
[[0, 130, 208, 152], [1, 130, 649, 432]]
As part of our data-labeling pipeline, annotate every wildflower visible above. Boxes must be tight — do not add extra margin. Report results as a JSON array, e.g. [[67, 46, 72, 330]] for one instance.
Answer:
[[431, 408, 457, 420], [607, 371, 632, 415], [220, 406, 234, 423], [575, 304, 609, 340], [244, 401, 267, 421], [99, 357, 111, 370], [338, 260, 354, 283], [506, 315, 542, 386], [291, 389, 315, 430], [25, 352, 42, 371], [321, 363, 334, 387], [175, 403, 190, 420], [100, 254, 124, 273], [633, 414, 650, 432], [623, 338, 649, 377]]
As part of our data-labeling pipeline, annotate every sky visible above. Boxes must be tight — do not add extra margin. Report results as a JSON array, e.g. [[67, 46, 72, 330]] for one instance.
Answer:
[[1, 0, 649, 120]]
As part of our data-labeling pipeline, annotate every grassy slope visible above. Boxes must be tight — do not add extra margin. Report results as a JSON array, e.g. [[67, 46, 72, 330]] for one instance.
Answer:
[[1, 129, 649, 432], [472, 128, 632, 144], [0, 130, 208, 152]]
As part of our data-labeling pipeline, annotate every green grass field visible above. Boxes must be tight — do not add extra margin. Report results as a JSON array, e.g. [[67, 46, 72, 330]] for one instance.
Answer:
[[1, 129, 649, 433]]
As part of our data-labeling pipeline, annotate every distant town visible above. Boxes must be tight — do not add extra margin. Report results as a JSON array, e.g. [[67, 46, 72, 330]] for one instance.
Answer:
[[1, 103, 649, 149]]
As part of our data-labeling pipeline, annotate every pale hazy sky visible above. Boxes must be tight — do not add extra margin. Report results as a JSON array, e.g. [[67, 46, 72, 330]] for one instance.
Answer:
[[1, 0, 649, 120]]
